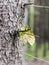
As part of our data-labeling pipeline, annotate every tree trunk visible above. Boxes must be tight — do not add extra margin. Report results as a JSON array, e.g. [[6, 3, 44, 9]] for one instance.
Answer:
[[0, 0, 26, 65]]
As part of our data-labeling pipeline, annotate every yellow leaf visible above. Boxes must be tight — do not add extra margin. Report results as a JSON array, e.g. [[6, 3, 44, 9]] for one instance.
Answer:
[[27, 35, 35, 46], [19, 25, 35, 46], [20, 34, 35, 46], [20, 25, 30, 31]]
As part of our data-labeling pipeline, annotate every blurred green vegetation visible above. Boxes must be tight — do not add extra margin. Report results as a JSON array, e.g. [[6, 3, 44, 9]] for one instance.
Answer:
[[25, 5, 35, 60], [25, 4, 49, 60], [28, 6, 34, 31], [25, 42, 49, 60], [29, 6, 34, 30]]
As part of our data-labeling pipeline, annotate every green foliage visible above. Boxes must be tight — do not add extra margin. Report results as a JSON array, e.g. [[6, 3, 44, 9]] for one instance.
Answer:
[[19, 25, 35, 46], [20, 25, 30, 31], [25, 42, 49, 60]]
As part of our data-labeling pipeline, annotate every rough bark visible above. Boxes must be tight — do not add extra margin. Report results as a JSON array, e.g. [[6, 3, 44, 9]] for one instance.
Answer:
[[0, 0, 26, 65]]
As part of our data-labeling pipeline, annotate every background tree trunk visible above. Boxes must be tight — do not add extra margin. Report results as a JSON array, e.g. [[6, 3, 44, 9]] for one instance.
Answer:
[[34, 0, 49, 57], [0, 0, 26, 65]]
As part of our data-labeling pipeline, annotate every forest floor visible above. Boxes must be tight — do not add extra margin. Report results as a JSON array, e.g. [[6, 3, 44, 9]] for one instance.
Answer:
[[27, 58, 49, 65]]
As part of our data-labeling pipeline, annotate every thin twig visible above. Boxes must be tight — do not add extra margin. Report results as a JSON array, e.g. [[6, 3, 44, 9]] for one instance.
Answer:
[[23, 3, 34, 6], [24, 3, 49, 9], [26, 53, 49, 64], [19, 29, 39, 37], [34, 35, 39, 37]]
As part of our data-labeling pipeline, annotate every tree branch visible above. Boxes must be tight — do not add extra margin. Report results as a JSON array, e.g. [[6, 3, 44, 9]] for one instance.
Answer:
[[23, 3, 34, 6], [23, 2, 49, 9]]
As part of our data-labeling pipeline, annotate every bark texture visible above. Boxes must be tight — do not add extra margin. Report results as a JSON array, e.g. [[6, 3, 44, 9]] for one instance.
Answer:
[[0, 0, 26, 65]]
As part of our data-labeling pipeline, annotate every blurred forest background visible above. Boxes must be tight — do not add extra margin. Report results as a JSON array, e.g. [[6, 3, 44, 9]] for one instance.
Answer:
[[0, 0, 49, 65], [25, 0, 49, 61]]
